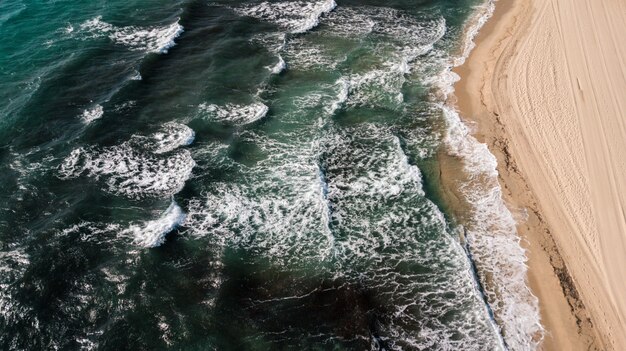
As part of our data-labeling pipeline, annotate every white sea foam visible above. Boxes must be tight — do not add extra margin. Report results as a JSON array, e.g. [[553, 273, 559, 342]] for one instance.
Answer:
[[129, 70, 142, 81], [125, 201, 186, 248], [0, 249, 29, 275], [320, 128, 503, 349], [110, 21, 183, 54], [81, 104, 104, 124], [59, 124, 196, 199], [325, 78, 349, 115], [433, 0, 544, 348], [75, 337, 97, 351], [112, 100, 137, 113], [349, 69, 402, 106], [321, 7, 446, 46], [180, 109, 506, 348], [309, 54, 405, 108], [235, 0, 336, 34], [80, 16, 183, 54], [341, 53, 425, 108], [80, 17, 114, 34], [60, 221, 122, 244], [321, 127, 426, 221], [8, 150, 54, 201], [251, 32, 286, 53], [267, 55, 286, 74], [184, 132, 337, 261], [283, 38, 344, 71], [199, 102, 269, 125], [441, 101, 543, 350], [288, 8, 445, 106], [147, 122, 195, 154], [247, 4, 445, 85], [230, 13, 503, 341], [157, 1, 533, 347], [319, 7, 376, 36], [375, 13, 445, 46], [282, 9, 444, 74], [252, 32, 288, 74], [454, 0, 495, 67]]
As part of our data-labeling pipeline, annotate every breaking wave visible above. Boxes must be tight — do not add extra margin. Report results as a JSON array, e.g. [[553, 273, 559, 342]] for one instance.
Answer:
[[434, 1, 544, 348], [81, 104, 104, 124], [79, 16, 183, 54], [58, 123, 196, 199], [199, 102, 269, 125], [234, 0, 336, 34], [125, 201, 186, 248]]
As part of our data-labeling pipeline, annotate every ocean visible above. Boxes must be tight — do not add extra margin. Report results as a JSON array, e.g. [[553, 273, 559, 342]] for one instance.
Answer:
[[0, 0, 542, 349]]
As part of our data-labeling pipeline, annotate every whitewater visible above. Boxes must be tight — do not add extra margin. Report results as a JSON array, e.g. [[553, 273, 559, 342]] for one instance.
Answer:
[[0, 0, 541, 349]]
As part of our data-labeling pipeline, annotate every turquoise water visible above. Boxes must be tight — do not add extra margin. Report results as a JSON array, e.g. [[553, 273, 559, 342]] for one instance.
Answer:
[[0, 0, 539, 349]]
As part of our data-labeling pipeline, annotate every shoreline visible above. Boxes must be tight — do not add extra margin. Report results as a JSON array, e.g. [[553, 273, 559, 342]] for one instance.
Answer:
[[453, 0, 626, 349], [437, 1, 544, 348], [451, 3, 595, 349]]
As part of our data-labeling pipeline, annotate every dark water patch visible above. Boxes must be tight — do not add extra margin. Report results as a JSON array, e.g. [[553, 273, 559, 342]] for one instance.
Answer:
[[213, 251, 387, 349], [5, 50, 141, 149], [228, 136, 267, 167]]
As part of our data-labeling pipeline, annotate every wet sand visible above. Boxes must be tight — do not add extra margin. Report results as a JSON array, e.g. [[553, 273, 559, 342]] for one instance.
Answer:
[[452, 0, 626, 349]]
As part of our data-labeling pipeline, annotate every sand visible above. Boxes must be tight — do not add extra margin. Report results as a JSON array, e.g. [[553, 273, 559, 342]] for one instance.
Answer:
[[453, 0, 626, 349]]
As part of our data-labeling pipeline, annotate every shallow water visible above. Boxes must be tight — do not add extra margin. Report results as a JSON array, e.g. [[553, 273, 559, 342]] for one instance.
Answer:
[[0, 0, 539, 349]]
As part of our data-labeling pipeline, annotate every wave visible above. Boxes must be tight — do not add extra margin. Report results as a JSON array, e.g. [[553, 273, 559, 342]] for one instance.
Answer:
[[454, 0, 496, 67], [279, 8, 444, 75], [8, 149, 55, 201], [282, 38, 344, 71], [325, 78, 349, 115], [267, 55, 286, 74], [320, 127, 505, 349], [435, 0, 544, 348], [148, 122, 195, 154], [286, 36, 437, 109], [234, 0, 336, 34], [343, 68, 405, 107], [80, 104, 104, 124], [199, 102, 269, 125], [315, 162, 334, 248], [320, 7, 446, 45], [318, 7, 376, 37], [339, 45, 438, 108], [251, 32, 287, 76], [79, 16, 183, 54], [129, 70, 142, 81], [184, 131, 338, 261], [58, 123, 196, 199], [182, 123, 504, 349], [441, 101, 543, 350], [125, 201, 186, 248]]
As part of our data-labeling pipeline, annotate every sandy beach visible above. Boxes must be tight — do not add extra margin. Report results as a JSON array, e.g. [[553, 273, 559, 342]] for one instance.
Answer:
[[454, 0, 626, 349]]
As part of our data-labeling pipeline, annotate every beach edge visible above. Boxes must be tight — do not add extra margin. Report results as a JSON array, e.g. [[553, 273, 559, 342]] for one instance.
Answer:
[[452, 0, 607, 349]]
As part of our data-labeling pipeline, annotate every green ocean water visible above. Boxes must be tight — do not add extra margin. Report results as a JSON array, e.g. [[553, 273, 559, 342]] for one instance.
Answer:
[[0, 0, 541, 349]]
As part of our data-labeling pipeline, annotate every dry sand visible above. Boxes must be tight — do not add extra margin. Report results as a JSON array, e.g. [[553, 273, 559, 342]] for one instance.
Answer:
[[454, 0, 626, 349]]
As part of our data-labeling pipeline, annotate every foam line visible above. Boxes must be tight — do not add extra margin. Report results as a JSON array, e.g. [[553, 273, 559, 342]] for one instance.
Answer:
[[199, 102, 269, 125], [435, 1, 544, 348]]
